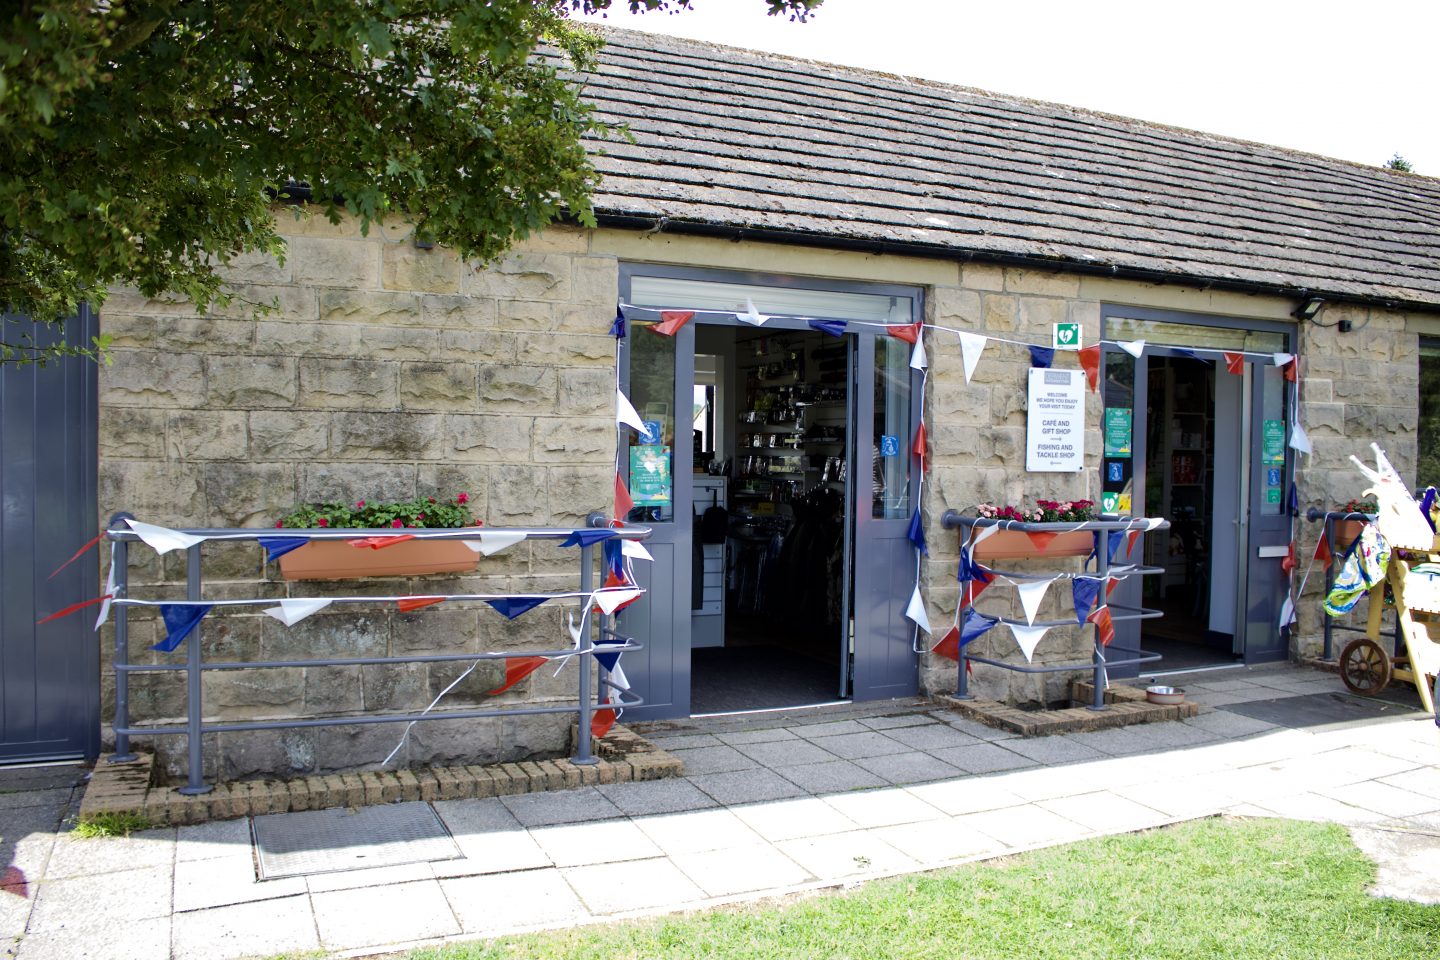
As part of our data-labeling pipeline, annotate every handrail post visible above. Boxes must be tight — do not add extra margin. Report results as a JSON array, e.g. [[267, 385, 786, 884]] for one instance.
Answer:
[[1089, 527, 1110, 711], [1322, 514, 1336, 660], [178, 543, 212, 795], [108, 513, 137, 763], [955, 516, 972, 700], [572, 541, 598, 766]]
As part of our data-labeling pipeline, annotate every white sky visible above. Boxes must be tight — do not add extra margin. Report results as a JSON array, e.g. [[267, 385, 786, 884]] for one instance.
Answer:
[[574, 0, 1440, 175]]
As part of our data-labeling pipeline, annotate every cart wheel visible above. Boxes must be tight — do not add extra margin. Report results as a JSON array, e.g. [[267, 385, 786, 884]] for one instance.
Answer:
[[1339, 638, 1392, 695]]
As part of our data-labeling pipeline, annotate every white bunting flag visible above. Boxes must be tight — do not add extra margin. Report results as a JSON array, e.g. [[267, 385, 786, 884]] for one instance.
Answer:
[[1277, 593, 1297, 631], [594, 587, 642, 615], [1008, 623, 1050, 663], [621, 538, 654, 562], [1119, 340, 1146, 359], [94, 547, 117, 631], [1273, 352, 1295, 369], [1016, 577, 1055, 626], [263, 598, 333, 626], [568, 609, 586, 647], [616, 388, 646, 432], [1289, 420, 1312, 455], [958, 332, 987, 383], [909, 338, 928, 371], [462, 531, 527, 556], [125, 519, 206, 555], [904, 584, 931, 634], [608, 662, 630, 692], [736, 298, 769, 326]]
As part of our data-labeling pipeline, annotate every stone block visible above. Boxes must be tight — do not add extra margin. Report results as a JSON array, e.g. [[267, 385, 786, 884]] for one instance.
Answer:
[[440, 328, 520, 363], [1005, 268, 1080, 298], [447, 414, 534, 463], [546, 465, 613, 523], [361, 663, 431, 711], [203, 462, 297, 527], [154, 316, 257, 352], [99, 459, 208, 526], [101, 312, 157, 348], [298, 358, 398, 409], [396, 769, 421, 801], [249, 411, 331, 460], [218, 248, 291, 284], [304, 666, 364, 713], [426, 660, 507, 704], [522, 333, 617, 367], [421, 294, 498, 330], [479, 366, 559, 412], [512, 225, 589, 255], [205, 355, 298, 408], [391, 609, 480, 655], [461, 252, 573, 301], [962, 263, 1005, 291], [262, 611, 389, 661], [299, 463, 416, 505], [206, 667, 305, 717], [167, 411, 247, 461], [532, 417, 613, 463], [101, 349, 205, 407], [291, 237, 381, 287], [99, 407, 167, 459], [570, 256, 619, 307], [383, 243, 462, 293], [1017, 295, 1067, 331], [400, 362, 478, 412], [277, 208, 364, 239], [495, 299, 555, 332], [558, 367, 615, 416], [212, 283, 319, 322], [261, 319, 443, 361], [330, 411, 447, 460], [498, 713, 568, 761], [980, 293, 1019, 331], [318, 289, 423, 327]]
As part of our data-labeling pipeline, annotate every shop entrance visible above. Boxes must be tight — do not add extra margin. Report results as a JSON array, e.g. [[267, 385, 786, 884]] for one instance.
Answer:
[[1101, 309, 1295, 674], [615, 268, 922, 720]]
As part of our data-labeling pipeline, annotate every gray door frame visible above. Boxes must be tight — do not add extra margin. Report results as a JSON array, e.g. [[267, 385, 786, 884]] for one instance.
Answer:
[[1099, 305, 1295, 672], [616, 263, 923, 716], [1, 308, 102, 763]]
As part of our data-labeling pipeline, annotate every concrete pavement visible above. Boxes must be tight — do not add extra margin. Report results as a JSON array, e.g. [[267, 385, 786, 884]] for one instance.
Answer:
[[2, 661, 1437, 960]]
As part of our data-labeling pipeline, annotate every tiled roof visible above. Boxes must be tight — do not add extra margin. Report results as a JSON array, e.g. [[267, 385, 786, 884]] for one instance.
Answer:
[[574, 28, 1440, 310]]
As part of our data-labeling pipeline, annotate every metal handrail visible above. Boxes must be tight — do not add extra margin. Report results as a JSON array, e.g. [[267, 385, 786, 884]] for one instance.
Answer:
[[104, 513, 652, 795], [940, 512, 1171, 711]]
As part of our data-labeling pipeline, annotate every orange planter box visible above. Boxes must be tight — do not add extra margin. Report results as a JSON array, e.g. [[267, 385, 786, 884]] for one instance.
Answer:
[[973, 528, 1094, 561], [1333, 519, 1366, 549], [278, 533, 480, 580]]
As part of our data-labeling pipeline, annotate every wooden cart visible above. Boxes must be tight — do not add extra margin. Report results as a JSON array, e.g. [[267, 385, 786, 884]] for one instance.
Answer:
[[1339, 538, 1440, 716]]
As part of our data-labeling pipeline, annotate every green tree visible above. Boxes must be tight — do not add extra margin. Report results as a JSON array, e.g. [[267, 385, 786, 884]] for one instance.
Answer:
[[0, 0, 821, 364], [1385, 153, 1415, 173]]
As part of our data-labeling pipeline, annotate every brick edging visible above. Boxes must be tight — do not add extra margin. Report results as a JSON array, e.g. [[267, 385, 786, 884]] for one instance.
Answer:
[[79, 724, 682, 826], [934, 682, 1198, 737]]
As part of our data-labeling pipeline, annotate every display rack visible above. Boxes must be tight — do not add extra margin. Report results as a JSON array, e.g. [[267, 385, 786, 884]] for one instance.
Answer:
[[940, 513, 1169, 711]]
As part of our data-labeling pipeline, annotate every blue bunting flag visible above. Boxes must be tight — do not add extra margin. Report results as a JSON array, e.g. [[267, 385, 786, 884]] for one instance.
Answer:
[[154, 604, 213, 653]]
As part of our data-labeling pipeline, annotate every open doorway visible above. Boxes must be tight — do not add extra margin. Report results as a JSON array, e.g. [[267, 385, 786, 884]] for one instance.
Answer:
[[689, 325, 851, 714], [1140, 355, 1244, 671]]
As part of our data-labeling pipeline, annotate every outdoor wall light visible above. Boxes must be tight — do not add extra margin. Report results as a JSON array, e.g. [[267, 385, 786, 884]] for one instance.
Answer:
[[1292, 296, 1326, 321]]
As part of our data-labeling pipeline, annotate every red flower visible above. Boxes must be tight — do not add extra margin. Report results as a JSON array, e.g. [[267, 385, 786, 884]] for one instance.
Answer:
[[428, 497, 436, 503], [317, 518, 329, 527], [418, 514, 426, 522], [356, 500, 365, 508], [456, 492, 469, 504], [274, 521, 283, 528], [391, 519, 403, 528]]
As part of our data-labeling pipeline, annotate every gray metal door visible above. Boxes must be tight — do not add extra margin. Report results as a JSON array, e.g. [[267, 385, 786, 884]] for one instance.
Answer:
[[1241, 363, 1292, 663], [1101, 345, 1145, 672], [850, 331, 921, 701], [613, 321, 694, 720], [1, 310, 101, 762]]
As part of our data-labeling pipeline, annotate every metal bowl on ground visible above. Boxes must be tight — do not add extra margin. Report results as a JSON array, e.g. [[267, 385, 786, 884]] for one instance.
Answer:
[[1146, 685, 1186, 705]]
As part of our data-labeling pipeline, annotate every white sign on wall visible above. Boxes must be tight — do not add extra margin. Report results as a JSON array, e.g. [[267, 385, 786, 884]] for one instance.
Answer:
[[1026, 368, 1085, 472]]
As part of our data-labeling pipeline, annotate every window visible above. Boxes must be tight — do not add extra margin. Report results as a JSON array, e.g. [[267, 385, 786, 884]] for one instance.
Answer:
[[1420, 339, 1440, 490]]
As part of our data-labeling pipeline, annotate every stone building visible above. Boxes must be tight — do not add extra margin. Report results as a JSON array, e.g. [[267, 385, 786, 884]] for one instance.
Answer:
[[5, 27, 1439, 775]]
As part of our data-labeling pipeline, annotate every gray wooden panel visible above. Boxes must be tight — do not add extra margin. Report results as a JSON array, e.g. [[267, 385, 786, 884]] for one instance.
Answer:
[[1, 311, 100, 762], [1243, 366, 1292, 664]]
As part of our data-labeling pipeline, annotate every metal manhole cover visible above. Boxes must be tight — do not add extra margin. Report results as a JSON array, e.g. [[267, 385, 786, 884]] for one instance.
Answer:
[[1221, 690, 1429, 730], [252, 801, 462, 880]]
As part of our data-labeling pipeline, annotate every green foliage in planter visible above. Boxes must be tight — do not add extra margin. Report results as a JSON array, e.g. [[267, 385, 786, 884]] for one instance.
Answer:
[[277, 493, 475, 530]]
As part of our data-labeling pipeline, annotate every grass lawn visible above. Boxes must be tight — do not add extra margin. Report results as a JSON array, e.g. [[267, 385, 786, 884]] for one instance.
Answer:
[[403, 817, 1439, 960]]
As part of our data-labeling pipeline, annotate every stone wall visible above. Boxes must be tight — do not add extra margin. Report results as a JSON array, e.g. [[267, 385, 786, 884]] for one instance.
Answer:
[[98, 213, 619, 779]]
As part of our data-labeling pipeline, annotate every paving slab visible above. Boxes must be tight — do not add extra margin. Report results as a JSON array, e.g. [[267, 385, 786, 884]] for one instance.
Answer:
[[792, 719, 873, 739], [714, 727, 801, 746], [1317, 780, 1440, 819], [631, 808, 769, 856], [731, 739, 838, 768], [953, 804, 1089, 848], [815, 731, 908, 760], [729, 796, 860, 842], [687, 768, 808, 805], [27, 863, 172, 935], [441, 868, 588, 934], [563, 857, 707, 914], [854, 750, 964, 785], [858, 714, 941, 731], [174, 817, 252, 863], [873, 816, 1008, 865], [170, 895, 320, 960], [1037, 791, 1173, 834], [43, 828, 175, 879], [500, 787, 624, 827], [1349, 826, 1440, 904], [927, 742, 1038, 774], [312, 878, 460, 950], [774, 829, 917, 880], [173, 853, 305, 912], [529, 818, 664, 868], [777, 759, 888, 794], [671, 843, 813, 897], [903, 778, 1029, 816], [665, 744, 759, 775], [596, 778, 720, 816], [15, 915, 171, 960], [821, 786, 946, 829]]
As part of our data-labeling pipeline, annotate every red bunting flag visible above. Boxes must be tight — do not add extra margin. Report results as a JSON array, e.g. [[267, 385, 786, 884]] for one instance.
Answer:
[[1027, 531, 1058, 552], [1126, 529, 1141, 557], [912, 421, 928, 471], [591, 707, 617, 739], [1280, 541, 1297, 575], [351, 535, 417, 550], [1281, 358, 1297, 382], [1224, 352, 1245, 375], [648, 310, 694, 337], [931, 625, 961, 661], [963, 577, 993, 606], [36, 594, 113, 626], [1105, 578, 1119, 599], [1087, 605, 1116, 645], [396, 597, 445, 613], [487, 656, 549, 696], [1078, 344, 1101, 393], [886, 321, 923, 344], [614, 472, 634, 519], [48, 530, 105, 579], [1313, 535, 1333, 569], [593, 570, 642, 615]]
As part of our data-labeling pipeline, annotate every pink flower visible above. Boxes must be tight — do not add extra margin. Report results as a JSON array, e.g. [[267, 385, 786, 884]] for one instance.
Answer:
[[317, 518, 329, 528], [275, 521, 283, 528], [456, 492, 469, 504], [391, 519, 403, 528], [356, 500, 365, 508], [418, 513, 426, 522]]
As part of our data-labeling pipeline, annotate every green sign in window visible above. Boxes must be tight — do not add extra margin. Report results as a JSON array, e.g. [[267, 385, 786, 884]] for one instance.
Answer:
[[1104, 408, 1132, 457], [629, 445, 672, 505], [1262, 419, 1286, 465]]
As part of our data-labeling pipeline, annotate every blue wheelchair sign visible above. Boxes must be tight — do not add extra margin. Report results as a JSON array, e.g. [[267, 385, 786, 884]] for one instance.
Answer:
[[1107, 461, 1125, 483], [1267, 467, 1282, 486], [880, 435, 900, 457]]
